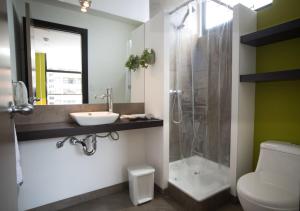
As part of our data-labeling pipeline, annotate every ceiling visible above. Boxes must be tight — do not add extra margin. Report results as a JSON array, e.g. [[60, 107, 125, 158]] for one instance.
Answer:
[[31, 27, 82, 71], [57, 0, 149, 22], [149, 0, 186, 17]]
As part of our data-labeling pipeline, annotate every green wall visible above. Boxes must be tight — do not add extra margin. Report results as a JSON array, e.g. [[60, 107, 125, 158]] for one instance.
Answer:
[[253, 0, 300, 167]]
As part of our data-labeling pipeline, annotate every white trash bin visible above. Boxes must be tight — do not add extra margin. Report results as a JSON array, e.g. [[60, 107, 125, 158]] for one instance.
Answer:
[[128, 165, 155, 206]]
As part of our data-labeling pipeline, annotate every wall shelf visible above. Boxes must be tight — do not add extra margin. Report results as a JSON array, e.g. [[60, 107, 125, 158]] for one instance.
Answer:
[[16, 118, 163, 141], [240, 69, 300, 82], [240, 18, 300, 46]]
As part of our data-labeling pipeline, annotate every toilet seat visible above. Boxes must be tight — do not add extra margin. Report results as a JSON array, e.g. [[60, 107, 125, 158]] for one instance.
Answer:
[[237, 173, 299, 210]]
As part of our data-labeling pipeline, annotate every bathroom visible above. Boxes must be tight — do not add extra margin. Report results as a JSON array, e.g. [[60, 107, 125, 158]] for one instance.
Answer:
[[0, 0, 299, 210]]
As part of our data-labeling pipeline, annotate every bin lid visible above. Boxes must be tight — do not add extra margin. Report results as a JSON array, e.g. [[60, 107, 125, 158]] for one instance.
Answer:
[[128, 165, 155, 176]]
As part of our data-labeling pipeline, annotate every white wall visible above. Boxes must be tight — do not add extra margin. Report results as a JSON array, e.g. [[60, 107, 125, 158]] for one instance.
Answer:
[[230, 4, 256, 196], [130, 24, 145, 103], [15, 0, 141, 103], [18, 130, 146, 210], [60, 0, 149, 23], [144, 12, 169, 189]]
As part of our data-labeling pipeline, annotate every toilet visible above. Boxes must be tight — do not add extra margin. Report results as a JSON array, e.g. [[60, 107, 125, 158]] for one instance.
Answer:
[[237, 141, 300, 211]]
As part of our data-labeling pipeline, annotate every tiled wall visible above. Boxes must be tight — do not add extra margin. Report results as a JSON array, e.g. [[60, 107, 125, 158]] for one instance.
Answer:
[[169, 22, 232, 166]]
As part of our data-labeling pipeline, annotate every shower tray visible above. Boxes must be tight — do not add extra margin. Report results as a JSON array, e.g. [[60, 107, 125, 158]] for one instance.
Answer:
[[169, 155, 230, 202]]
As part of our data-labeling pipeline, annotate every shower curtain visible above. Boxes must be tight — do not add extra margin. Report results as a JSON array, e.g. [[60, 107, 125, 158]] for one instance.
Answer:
[[169, 1, 232, 167]]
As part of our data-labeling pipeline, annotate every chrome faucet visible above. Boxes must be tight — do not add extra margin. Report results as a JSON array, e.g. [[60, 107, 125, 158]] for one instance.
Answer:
[[95, 88, 113, 112]]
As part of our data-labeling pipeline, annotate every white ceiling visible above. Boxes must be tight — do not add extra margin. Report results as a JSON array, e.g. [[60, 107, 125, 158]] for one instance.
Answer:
[[149, 0, 186, 17], [31, 27, 82, 71], [58, 0, 149, 22]]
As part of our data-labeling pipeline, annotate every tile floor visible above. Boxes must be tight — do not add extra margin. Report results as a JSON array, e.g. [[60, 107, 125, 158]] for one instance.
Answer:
[[61, 191, 243, 211]]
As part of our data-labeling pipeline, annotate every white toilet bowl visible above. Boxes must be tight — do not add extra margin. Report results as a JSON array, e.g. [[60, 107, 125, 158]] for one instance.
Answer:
[[237, 141, 300, 211], [238, 172, 299, 211]]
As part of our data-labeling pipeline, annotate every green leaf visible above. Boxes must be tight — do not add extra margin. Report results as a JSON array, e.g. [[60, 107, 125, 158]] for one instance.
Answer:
[[125, 55, 140, 71], [140, 49, 155, 69]]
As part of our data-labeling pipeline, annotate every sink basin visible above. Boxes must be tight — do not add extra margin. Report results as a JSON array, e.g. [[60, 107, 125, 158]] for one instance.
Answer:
[[70, 112, 119, 126]]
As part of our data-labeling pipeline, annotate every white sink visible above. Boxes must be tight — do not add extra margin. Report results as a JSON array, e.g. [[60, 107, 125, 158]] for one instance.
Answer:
[[70, 112, 119, 126]]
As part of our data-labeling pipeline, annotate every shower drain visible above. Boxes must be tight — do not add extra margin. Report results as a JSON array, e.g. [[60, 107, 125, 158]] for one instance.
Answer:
[[194, 171, 200, 175]]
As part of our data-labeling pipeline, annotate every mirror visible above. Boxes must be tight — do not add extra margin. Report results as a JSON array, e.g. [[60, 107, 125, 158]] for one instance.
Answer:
[[29, 19, 88, 104], [21, 0, 146, 105]]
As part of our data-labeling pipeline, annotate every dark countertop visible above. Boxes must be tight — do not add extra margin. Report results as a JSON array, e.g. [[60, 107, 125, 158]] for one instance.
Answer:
[[16, 118, 163, 141]]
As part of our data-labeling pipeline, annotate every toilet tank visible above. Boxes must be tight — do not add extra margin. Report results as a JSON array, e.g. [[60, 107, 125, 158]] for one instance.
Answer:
[[256, 141, 300, 192]]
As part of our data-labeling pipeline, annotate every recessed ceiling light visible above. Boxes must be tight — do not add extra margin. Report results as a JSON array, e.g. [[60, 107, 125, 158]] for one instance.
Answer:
[[83, 1, 90, 8], [79, 0, 91, 13]]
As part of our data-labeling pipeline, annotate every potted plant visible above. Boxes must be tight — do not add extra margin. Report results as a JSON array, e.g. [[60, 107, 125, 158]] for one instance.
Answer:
[[125, 49, 156, 71], [125, 55, 140, 71], [140, 49, 155, 68]]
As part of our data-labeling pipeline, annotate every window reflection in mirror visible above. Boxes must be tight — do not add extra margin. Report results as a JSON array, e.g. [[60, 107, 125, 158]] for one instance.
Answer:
[[31, 27, 83, 105]]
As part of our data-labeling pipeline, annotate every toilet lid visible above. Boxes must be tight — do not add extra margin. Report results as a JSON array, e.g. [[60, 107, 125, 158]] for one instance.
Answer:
[[237, 173, 299, 209]]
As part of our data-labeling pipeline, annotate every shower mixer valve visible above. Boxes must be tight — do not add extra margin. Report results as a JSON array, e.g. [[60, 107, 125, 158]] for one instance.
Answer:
[[169, 89, 183, 95]]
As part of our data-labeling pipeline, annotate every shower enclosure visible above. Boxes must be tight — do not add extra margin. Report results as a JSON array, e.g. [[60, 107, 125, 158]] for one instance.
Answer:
[[168, 0, 232, 201]]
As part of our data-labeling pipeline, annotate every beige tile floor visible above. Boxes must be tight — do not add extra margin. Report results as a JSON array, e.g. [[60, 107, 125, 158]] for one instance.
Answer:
[[61, 191, 243, 211]]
